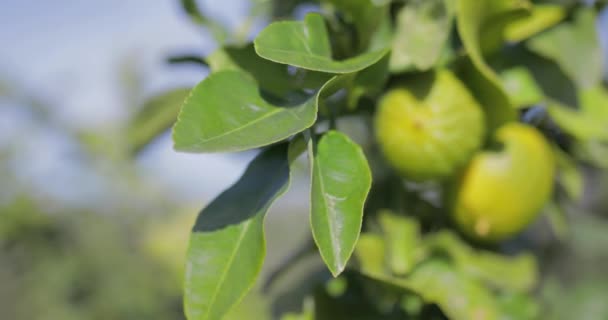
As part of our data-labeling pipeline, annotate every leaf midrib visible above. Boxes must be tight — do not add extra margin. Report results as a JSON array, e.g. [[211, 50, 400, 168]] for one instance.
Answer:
[[205, 219, 252, 319], [314, 157, 343, 273], [190, 101, 310, 149]]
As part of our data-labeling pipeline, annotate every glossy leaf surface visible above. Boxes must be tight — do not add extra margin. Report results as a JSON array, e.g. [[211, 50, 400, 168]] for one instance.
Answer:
[[310, 131, 372, 276], [207, 44, 331, 99], [173, 71, 321, 153], [185, 142, 303, 320], [254, 14, 389, 74]]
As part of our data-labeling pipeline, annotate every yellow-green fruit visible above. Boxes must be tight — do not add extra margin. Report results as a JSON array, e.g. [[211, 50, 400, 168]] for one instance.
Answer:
[[451, 123, 555, 242], [375, 70, 485, 181]]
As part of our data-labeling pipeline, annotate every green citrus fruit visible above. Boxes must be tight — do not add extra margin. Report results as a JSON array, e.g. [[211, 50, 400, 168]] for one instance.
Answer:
[[450, 123, 555, 242], [374, 70, 485, 180]]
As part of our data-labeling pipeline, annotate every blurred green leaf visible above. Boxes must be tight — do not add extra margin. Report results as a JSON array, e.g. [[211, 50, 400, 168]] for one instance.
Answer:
[[179, 0, 229, 42], [542, 216, 608, 320], [281, 298, 315, 320], [184, 142, 302, 320], [355, 234, 502, 320], [504, 4, 566, 42], [528, 8, 604, 89], [254, 14, 389, 74], [389, 0, 454, 72], [311, 131, 372, 276], [127, 88, 190, 154], [457, 0, 528, 132], [173, 71, 324, 153], [458, 0, 531, 56], [499, 66, 544, 108], [555, 148, 584, 201], [581, 85, 608, 119], [321, 0, 389, 52], [377, 211, 423, 276], [549, 103, 607, 140], [544, 200, 569, 240], [353, 213, 539, 319], [425, 231, 537, 293], [496, 292, 540, 320]]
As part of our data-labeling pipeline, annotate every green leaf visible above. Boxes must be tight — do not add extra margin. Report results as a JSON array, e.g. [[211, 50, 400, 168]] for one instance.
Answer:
[[580, 85, 608, 120], [127, 88, 190, 154], [185, 141, 304, 320], [377, 210, 423, 276], [207, 44, 332, 99], [457, 0, 528, 131], [254, 14, 389, 74], [321, 0, 389, 52], [548, 85, 608, 168], [310, 131, 372, 276], [503, 4, 566, 42], [458, 0, 531, 55], [425, 231, 537, 292], [354, 234, 502, 320], [528, 8, 604, 89], [499, 66, 544, 108], [173, 70, 327, 153], [548, 102, 608, 141], [389, 0, 454, 72], [321, 54, 390, 111], [544, 200, 569, 240], [555, 148, 583, 201], [496, 292, 540, 320]]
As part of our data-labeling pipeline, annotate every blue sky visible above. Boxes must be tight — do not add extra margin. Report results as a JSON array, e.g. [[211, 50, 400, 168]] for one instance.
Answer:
[[0, 0, 254, 205], [0, 1, 607, 207]]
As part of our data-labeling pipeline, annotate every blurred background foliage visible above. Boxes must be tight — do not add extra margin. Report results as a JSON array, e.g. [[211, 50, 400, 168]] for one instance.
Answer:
[[1, 0, 608, 319]]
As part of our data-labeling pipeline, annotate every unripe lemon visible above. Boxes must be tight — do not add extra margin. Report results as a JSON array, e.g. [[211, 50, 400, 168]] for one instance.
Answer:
[[450, 123, 555, 242], [374, 70, 485, 181]]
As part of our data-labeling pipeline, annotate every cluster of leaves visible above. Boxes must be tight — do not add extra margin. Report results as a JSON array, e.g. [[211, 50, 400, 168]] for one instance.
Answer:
[[127, 0, 607, 319]]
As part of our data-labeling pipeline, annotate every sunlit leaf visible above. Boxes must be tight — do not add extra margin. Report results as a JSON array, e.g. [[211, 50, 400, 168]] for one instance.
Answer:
[[580, 85, 608, 120], [377, 210, 423, 276], [548, 102, 608, 141], [310, 131, 372, 276], [425, 231, 537, 292], [504, 4, 566, 42], [354, 234, 502, 320], [499, 66, 544, 108], [173, 71, 333, 153], [389, 0, 454, 72], [254, 14, 389, 74]]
